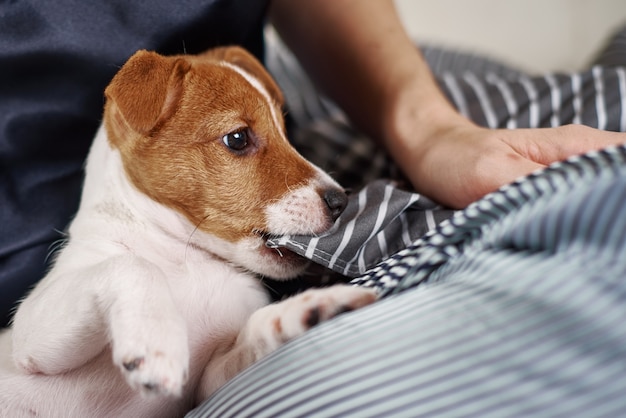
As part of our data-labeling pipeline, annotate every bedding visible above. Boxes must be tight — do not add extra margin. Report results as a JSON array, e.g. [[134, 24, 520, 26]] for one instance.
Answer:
[[187, 27, 626, 417]]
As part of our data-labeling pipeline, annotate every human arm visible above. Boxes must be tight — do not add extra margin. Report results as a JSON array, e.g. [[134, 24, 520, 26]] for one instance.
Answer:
[[269, 0, 626, 208]]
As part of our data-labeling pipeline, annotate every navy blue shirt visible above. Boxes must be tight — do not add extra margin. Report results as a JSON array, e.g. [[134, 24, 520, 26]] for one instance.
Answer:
[[0, 0, 269, 326]]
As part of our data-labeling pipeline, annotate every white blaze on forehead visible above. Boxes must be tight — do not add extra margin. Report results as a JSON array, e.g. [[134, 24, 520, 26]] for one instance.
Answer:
[[218, 61, 285, 139]]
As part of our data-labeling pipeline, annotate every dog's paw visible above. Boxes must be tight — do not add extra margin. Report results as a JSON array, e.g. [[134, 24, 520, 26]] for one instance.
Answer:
[[270, 285, 377, 344], [112, 320, 189, 397]]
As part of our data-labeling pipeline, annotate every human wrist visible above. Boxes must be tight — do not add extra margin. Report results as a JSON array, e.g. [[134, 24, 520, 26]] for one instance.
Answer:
[[381, 80, 473, 183]]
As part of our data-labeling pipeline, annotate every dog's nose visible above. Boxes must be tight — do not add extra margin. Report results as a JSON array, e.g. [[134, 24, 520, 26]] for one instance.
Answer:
[[323, 188, 348, 222]]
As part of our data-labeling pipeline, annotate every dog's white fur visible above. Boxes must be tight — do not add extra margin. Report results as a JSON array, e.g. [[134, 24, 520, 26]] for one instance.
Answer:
[[0, 47, 375, 417]]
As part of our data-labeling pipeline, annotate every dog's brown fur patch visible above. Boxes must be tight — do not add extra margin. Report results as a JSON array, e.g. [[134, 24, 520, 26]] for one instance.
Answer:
[[104, 48, 317, 243]]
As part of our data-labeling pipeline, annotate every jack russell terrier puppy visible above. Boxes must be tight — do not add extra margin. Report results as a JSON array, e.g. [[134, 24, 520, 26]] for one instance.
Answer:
[[0, 46, 376, 417]]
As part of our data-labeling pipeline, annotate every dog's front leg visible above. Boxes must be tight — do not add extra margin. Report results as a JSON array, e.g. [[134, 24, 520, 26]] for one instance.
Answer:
[[11, 257, 117, 375], [12, 254, 189, 397], [196, 285, 376, 401]]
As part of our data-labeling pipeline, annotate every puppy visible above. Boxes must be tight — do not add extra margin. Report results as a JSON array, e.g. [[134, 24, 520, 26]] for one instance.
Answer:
[[0, 47, 376, 417]]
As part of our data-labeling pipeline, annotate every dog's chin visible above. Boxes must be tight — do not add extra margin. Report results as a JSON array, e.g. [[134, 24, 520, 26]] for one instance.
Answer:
[[243, 234, 309, 280], [257, 241, 309, 280]]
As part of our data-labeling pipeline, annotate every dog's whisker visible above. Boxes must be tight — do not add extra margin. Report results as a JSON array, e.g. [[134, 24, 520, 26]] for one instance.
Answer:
[[258, 277, 279, 295], [185, 214, 211, 262], [284, 174, 294, 193]]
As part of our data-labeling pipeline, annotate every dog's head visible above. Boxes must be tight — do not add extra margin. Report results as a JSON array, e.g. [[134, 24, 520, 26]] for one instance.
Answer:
[[103, 47, 347, 279]]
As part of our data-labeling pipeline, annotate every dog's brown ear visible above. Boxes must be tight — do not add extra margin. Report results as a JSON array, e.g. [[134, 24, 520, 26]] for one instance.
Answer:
[[203, 46, 284, 106], [105, 50, 191, 142]]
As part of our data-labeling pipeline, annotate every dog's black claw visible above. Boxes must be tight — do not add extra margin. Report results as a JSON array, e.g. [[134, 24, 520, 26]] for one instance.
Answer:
[[143, 382, 158, 391], [123, 357, 144, 371], [306, 307, 320, 328], [336, 305, 353, 315]]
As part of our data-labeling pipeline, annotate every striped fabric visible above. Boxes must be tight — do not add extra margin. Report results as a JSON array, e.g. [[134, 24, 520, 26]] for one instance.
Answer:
[[262, 26, 626, 286], [189, 145, 626, 417], [187, 27, 626, 417], [356, 145, 626, 295], [436, 60, 626, 131], [267, 180, 454, 278]]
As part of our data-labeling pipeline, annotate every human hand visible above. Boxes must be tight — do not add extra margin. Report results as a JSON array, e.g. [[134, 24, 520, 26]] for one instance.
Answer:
[[269, 0, 626, 210], [393, 122, 626, 209]]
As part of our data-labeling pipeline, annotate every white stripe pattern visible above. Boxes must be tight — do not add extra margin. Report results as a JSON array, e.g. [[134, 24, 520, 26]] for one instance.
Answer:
[[617, 66, 626, 132], [593, 65, 608, 130], [571, 72, 583, 124], [355, 183, 393, 273], [464, 72, 498, 128], [544, 73, 562, 127], [486, 72, 518, 129], [519, 75, 540, 128], [328, 189, 367, 271]]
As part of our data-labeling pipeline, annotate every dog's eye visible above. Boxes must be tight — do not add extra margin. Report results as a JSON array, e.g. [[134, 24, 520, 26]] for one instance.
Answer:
[[222, 130, 248, 151]]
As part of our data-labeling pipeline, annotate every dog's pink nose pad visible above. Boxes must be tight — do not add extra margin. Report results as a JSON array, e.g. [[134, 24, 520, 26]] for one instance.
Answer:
[[323, 188, 348, 222]]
